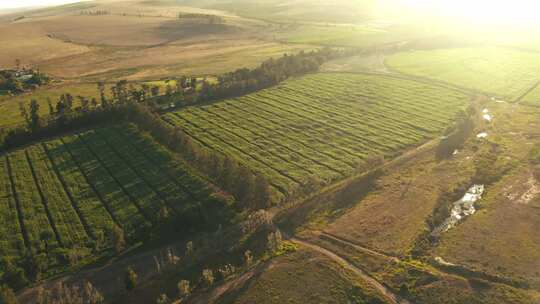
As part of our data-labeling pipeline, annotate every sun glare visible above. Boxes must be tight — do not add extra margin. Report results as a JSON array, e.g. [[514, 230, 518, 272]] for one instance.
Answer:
[[398, 0, 540, 27]]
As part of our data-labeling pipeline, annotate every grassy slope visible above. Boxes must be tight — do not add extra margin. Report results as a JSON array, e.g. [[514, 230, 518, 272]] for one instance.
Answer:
[[386, 47, 540, 100], [217, 248, 389, 304]]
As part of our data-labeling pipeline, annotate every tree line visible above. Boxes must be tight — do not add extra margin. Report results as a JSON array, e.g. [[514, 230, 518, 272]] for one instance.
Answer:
[[435, 105, 476, 159], [2, 48, 347, 206], [196, 48, 343, 103]]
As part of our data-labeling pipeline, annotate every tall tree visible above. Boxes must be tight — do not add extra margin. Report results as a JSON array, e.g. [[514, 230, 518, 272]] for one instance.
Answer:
[[28, 99, 40, 133], [97, 81, 107, 107], [46, 97, 54, 116], [18, 102, 29, 127], [111, 225, 126, 254], [124, 267, 138, 291], [151, 86, 160, 97]]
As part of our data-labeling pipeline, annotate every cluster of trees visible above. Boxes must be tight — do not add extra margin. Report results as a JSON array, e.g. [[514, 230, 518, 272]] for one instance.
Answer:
[[177, 13, 223, 24], [148, 227, 273, 304], [435, 106, 476, 159], [129, 104, 274, 208], [0, 281, 104, 304], [79, 10, 110, 16], [196, 49, 342, 103], [3, 48, 347, 206], [0, 68, 49, 95], [0, 223, 125, 292]]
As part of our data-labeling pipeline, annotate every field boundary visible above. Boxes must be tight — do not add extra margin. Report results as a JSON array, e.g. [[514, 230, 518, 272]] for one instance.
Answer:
[[111, 128, 202, 204], [77, 134, 153, 225], [321, 70, 477, 97], [4, 155, 30, 249], [96, 130, 175, 216], [25, 150, 64, 247], [514, 80, 540, 103], [59, 138, 123, 228]]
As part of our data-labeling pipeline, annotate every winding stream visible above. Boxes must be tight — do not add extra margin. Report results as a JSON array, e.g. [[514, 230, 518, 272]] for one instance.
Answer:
[[432, 184, 485, 237]]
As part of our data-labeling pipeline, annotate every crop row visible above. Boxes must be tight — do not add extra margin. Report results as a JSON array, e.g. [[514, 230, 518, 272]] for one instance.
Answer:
[[0, 124, 210, 258], [166, 73, 468, 199]]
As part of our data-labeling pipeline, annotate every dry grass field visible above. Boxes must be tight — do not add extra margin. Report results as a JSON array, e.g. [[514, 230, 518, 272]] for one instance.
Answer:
[[216, 249, 389, 304], [0, 21, 90, 69], [0, 0, 312, 82], [433, 102, 540, 289]]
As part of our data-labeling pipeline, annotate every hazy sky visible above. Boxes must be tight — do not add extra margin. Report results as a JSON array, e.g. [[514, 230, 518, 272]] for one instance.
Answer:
[[0, 0, 88, 9]]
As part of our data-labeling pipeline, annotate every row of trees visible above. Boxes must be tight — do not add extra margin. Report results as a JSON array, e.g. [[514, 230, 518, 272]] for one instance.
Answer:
[[197, 49, 342, 103], [5, 48, 346, 205], [0, 281, 105, 304], [79, 10, 110, 16], [129, 104, 274, 209], [177, 13, 223, 24], [148, 217, 280, 304], [435, 106, 476, 159]]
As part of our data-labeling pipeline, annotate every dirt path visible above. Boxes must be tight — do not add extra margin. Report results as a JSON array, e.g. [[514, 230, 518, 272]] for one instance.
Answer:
[[289, 236, 411, 304], [513, 80, 540, 104], [318, 232, 401, 263], [189, 262, 270, 304]]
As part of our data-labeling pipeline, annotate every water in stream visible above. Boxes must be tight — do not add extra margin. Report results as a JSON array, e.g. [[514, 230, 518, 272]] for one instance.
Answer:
[[432, 184, 485, 237]]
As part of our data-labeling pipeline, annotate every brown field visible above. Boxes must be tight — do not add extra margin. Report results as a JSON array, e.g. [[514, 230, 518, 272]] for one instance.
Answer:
[[434, 102, 540, 289], [38, 39, 310, 80], [216, 249, 388, 304], [0, 22, 90, 68], [321, 144, 475, 256], [0, 1, 311, 81]]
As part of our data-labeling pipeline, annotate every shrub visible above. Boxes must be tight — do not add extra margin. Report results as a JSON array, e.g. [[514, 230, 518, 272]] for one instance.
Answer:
[[202, 269, 214, 287], [124, 267, 138, 291], [177, 280, 190, 298], [0, 285, 18, 304]]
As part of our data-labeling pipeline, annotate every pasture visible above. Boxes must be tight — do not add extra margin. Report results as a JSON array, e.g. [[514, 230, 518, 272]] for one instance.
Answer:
[[0, 123, 221, 272], [164, 73, 469, 202], [386, 47, 540, 100], [0, 2, 311, 81]]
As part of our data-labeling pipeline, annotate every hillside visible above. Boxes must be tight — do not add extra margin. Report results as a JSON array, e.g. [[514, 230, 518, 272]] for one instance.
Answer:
[[0, 1, 539, 304]]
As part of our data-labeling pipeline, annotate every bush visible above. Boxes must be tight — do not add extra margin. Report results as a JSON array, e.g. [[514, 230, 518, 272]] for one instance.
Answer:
[[124, 267, 138, 291], [436, 108, 475, 159], [0, 285, 18, 304], [202, 269, 214, 287]]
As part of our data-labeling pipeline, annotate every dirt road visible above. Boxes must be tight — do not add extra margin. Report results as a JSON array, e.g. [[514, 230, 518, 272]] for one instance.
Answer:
[[289, 236, 411, 304]]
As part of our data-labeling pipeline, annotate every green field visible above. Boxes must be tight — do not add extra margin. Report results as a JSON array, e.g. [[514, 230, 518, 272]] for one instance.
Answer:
[[276, 23, 432, 48], [386, 47, 540, 100], [164, 73, 468, 202], [0, 123, 219, 270]]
